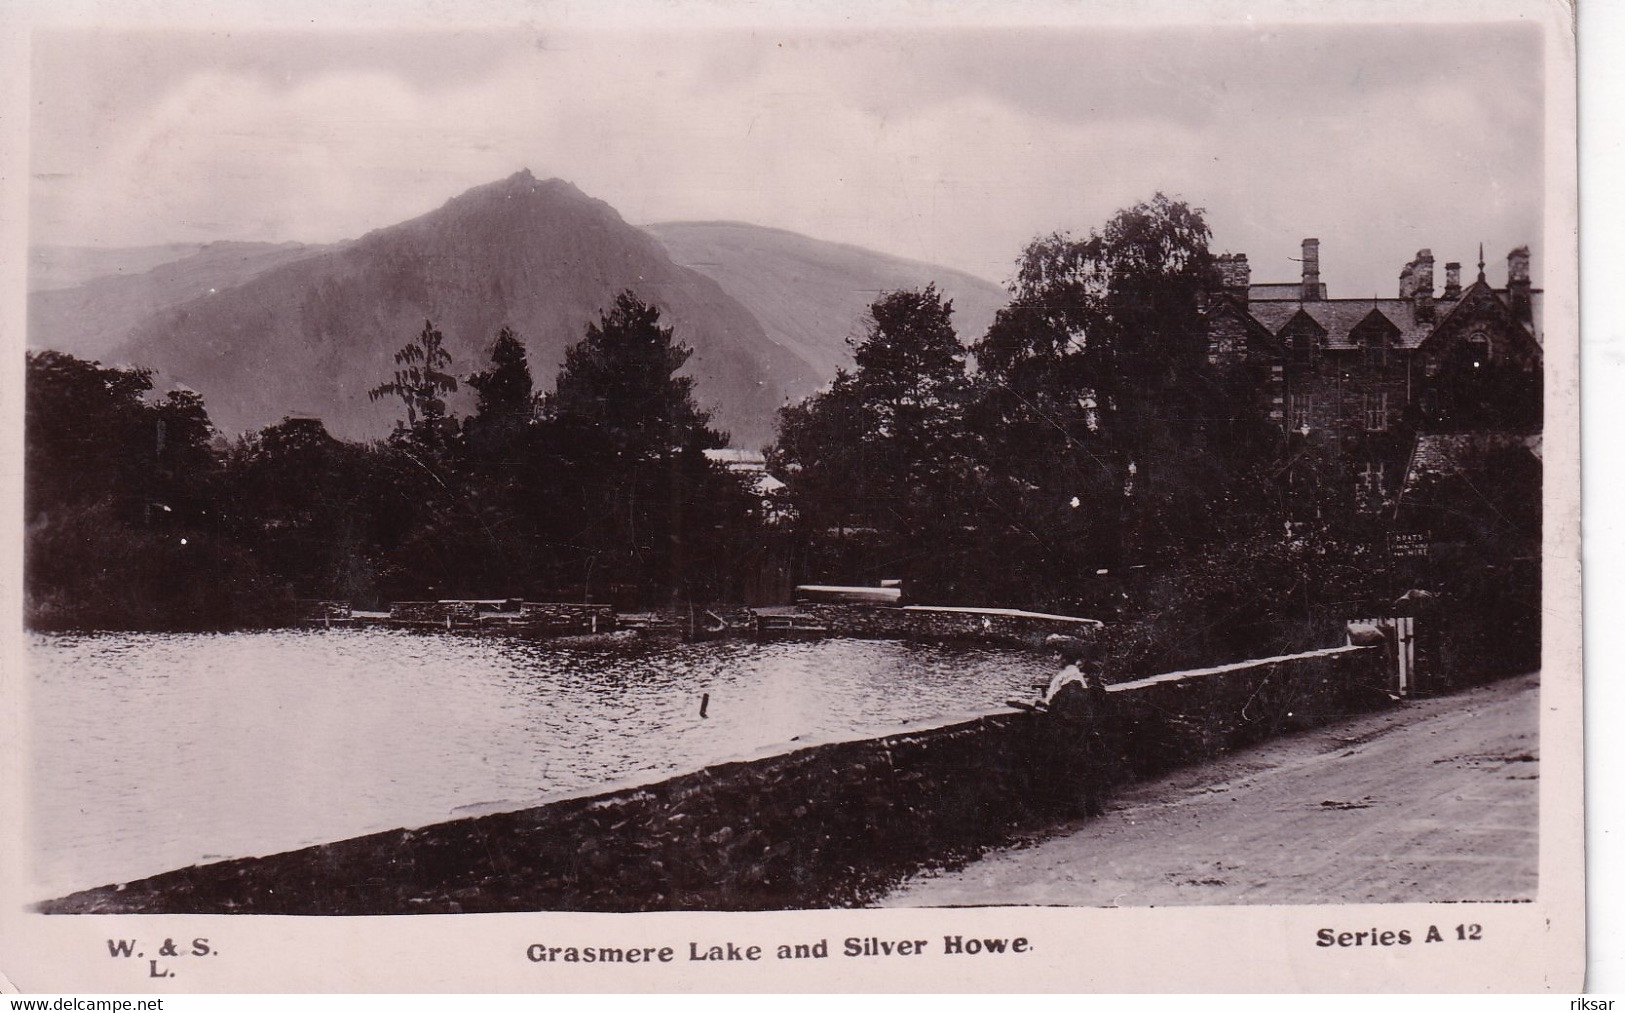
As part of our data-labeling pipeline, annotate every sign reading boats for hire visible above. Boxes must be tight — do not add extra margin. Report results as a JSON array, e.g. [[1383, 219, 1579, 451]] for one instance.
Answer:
[[0, 0, 1584, 996]]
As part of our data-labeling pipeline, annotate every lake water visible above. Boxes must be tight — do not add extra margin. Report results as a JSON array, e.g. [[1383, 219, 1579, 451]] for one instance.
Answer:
[[27, 629, 1056, 900]]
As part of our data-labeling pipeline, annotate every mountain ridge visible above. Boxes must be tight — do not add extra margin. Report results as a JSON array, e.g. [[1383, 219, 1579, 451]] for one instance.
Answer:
[[28, 172, 1012, 448], [28, 241, 332, 361], [646, 219, 1008, 382], [648, 218, 1003, 286], [104, 170, 807, 445]]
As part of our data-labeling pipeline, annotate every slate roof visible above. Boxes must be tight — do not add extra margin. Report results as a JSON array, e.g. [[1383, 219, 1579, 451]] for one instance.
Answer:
[[1249, 282, 1326, 300], [1246, 296, 1459, 350]]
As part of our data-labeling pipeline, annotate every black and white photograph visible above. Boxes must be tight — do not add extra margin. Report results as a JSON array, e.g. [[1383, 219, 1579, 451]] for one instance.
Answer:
[[0, 0, 1583, 993]]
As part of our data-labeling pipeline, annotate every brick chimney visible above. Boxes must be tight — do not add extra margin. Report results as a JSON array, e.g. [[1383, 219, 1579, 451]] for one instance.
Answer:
[[1301, 238, 1321, 301], [1507, 246, 1532, 322], [1443, 262, 1462, 300]]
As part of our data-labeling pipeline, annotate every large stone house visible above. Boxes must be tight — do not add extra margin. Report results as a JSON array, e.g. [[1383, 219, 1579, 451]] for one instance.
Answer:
[[1202, 238, 1544, 508]]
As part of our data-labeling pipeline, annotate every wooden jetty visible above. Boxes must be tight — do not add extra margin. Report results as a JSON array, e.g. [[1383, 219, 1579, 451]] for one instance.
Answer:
[[751, 608, 832, 639], [302, 599, 618, 638]]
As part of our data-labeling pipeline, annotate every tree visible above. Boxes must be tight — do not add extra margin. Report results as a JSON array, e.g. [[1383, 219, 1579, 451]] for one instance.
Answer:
[[848, 285, 970, 455], [770, 377, 868, 537], [438, 328, 550, 597], [544, 292, 722, 457], [772, 286, 978, 597], [25, 350, 229, 530], [360, 321, 467, 594], [976, 192, 1214, 443], [969, 194, 1232, 570], [26, 351, 162, 523], [538, 291, 736, 600], [220, 416, 383, 601], [368, 320, 459, 436], [466, 327, 535, 436], [25, 351, 285, 629], [463, 325, 538, 472]]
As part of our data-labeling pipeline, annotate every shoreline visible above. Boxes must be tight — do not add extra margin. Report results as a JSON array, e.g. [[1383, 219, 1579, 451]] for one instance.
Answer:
[[39, 646, 1460, 916]]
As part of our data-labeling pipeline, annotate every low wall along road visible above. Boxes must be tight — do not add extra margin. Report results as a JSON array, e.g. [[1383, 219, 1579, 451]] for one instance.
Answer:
[[41, 645, 1392, 914]]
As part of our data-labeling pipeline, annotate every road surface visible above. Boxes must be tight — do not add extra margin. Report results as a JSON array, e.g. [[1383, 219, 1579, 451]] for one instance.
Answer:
[[878, 672, 1539, 908]]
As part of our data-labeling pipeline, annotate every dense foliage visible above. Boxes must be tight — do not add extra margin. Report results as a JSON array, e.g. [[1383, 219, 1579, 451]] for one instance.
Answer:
[[772, 286, 980, 599], [26, 351, 286, 628], [26, 198, 1541, 680], [771, 196, 1540, 675], [25, 294, 764, 629], [538, 292, 747, 601]]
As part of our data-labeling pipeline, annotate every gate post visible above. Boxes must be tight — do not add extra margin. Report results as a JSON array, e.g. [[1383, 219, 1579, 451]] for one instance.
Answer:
[[1347, 617, 1406, 697]]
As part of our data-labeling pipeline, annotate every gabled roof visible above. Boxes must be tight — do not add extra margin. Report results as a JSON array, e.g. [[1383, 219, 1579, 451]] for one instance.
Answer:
[[1414, 279, 1542, 361], [1201, 292, 1279, 347], [1349, 307, 1402, 341], [1248, 296, 1455, 350], [1275, 307, 1327, 339]]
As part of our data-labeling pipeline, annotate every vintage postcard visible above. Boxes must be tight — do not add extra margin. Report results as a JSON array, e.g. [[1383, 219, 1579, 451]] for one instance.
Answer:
[[0, 0, 1584, 993]]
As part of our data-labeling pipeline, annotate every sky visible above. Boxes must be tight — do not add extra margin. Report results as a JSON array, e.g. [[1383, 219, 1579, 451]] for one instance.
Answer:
[[27, 12, 1550, 297]]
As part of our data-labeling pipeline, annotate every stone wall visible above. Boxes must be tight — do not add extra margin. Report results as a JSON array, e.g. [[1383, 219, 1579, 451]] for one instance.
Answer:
[[41, 645, 1389, 915], [1107, 645, 1392, 778]]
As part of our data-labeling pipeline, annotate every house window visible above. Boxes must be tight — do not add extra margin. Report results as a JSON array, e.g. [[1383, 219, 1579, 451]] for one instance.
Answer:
[[1467, 330, 1492, 368], [1364, 336, 1387, 370], [1289, 394, 1314, 431], [1287, 328, 1319, 365], [1359, 459, 1386, 503], [1364, 392, 1388, 431]]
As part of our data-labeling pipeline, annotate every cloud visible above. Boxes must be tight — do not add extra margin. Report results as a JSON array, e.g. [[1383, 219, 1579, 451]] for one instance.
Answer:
[[29, 23, 1546, 296]]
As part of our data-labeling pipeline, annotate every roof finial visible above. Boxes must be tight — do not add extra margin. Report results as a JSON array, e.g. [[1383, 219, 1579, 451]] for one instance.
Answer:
[[1477, 243, 1486, 282]]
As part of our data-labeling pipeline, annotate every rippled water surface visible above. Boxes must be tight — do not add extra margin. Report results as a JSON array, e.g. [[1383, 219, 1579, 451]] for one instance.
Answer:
[[29, 629, 1055, 898]]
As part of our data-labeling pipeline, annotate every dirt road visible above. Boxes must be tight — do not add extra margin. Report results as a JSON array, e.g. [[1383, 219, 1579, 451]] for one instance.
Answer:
[[878, 672, 1539, 908]]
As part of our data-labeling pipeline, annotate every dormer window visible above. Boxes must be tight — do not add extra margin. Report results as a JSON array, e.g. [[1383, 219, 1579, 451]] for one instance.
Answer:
[[1364, 335, 1387, 370], [1351, 309, 1398, 372], [1280, 310, 1326, 366], [1287, 327, 1320, 366]]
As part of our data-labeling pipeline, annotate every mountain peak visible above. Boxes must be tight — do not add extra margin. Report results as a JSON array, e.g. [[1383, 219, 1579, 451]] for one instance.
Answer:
[[491, 168, 577, 195], [94, 172, 798, 445], [432, 171, 606, 219], [42, 174, 1001, 449]]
